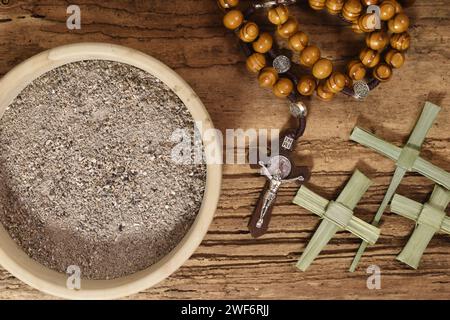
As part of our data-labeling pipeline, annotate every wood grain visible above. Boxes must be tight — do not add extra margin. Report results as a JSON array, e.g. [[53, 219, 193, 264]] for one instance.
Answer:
[[0, 0, 449, 299]]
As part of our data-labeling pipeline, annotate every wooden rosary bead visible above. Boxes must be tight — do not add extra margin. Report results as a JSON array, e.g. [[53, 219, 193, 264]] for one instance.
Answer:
[[366, 31, 390, 51], [297, 75, 317, 96], [239, 22, 259, 43], [342, 0, 363, 22], [277, 17, 299, 39], [268, 5, 289, 25], [373, 63, 393, 82], [357, 13, 378, 33], [246, 53, 266, 73], [309, 0, 326, 10], [379, 0, 397, 21], [218, 0, 410, 105], [385, 49, 405, 68], [347, 59, 366, 80], [361, 0, 379, 5], [312, 58, 333, 79], [289, 31, 309, 52], [343, 73, 353, 87], [317, 83, 334, 101], [223, 10, 244, 30], [390, 32, 410, 51], [324, 72, 346, 93], [258, 67, 278, 88], [217, 0, 239, 9], [393, 0, 403, 13], [273, 78, 294, 98], [351, 22, 364, 34], [359, 47, 381, 68], [388, 13, 410, 33], [252, 32, 273, 53], [299, 45, 321, 67], [325, 0, 344, 15]]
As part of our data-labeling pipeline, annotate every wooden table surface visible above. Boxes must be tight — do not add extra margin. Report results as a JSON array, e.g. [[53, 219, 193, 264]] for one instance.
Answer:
[[0, 0, 449, 300]]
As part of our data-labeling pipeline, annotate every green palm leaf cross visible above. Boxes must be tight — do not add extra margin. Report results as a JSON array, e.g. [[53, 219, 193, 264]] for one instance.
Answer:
[[349, 102, 450, 271], [293, 170, 381, 271], [391, 185, 450, 269]]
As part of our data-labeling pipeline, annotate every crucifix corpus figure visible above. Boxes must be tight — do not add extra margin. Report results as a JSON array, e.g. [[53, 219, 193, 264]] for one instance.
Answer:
[[248, 102, 310, 238]]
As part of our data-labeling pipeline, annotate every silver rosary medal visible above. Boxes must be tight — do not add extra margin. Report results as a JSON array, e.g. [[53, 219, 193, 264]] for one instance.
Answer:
[[353, 80, 370, 100], [273, 55, 291, 74]]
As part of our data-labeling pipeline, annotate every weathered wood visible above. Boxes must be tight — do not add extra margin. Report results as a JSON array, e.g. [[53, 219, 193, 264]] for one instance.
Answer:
[[0, 0, 449, 299]]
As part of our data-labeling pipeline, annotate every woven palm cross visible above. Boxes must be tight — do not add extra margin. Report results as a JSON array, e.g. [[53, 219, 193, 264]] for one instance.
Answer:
[[349, 101, 450, 271], [390, 185, 450, 269], [293, 170, 380, 271]]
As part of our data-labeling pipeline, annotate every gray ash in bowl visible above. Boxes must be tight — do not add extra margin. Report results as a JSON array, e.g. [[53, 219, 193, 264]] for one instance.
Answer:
[[0, 60, 206, 280]]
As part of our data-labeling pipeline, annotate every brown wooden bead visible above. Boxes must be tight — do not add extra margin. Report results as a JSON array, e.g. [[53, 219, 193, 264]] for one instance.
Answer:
[[347, 60, 367, 80], [344, 74, 353, 87], [309, 0, 326, 10], [324, 72, 346, 93], [359, 47, 381, 68], [351, 22, 364, 34], [325, 0, 344, 15], [357, 13, 378, 32], [373, 63, 393, 82], [393, 0, 403, 13], [268, 5, 289, 25], [277, 17, 299, 39], [273, 78, 294, 98], [379, 0, 397, 21], [388, 13, 410, 33], [312, 58, 333, 80], [217, 0, 239, 9], [258, 67, 278, 88], [288, 31, 309, 52], [390, 32, 410, 51], [252, 32, 273, 54], [385, 49, 405, 68], [342, 0, 362, 22], [366, 31, 390, 51], [361, 0, 379, 5], [246, 53, 266, 73], [223, 10, 244, 30], [239, 22, 259, 43], [297, 75, 317, 96], [317, 83, 334, 101], [299, 45, 321, 68]]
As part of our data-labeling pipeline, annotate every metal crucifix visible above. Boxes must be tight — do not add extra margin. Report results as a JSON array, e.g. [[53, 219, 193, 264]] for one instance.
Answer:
[[248, 102, 310, 238]]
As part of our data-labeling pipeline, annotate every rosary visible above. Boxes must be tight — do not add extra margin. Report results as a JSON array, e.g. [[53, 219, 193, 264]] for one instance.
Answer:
[[218, 0, 411, 238]]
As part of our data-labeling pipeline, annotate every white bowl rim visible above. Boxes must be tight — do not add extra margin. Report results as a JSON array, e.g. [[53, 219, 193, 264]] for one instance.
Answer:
[[0, 42, 222, 299]]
